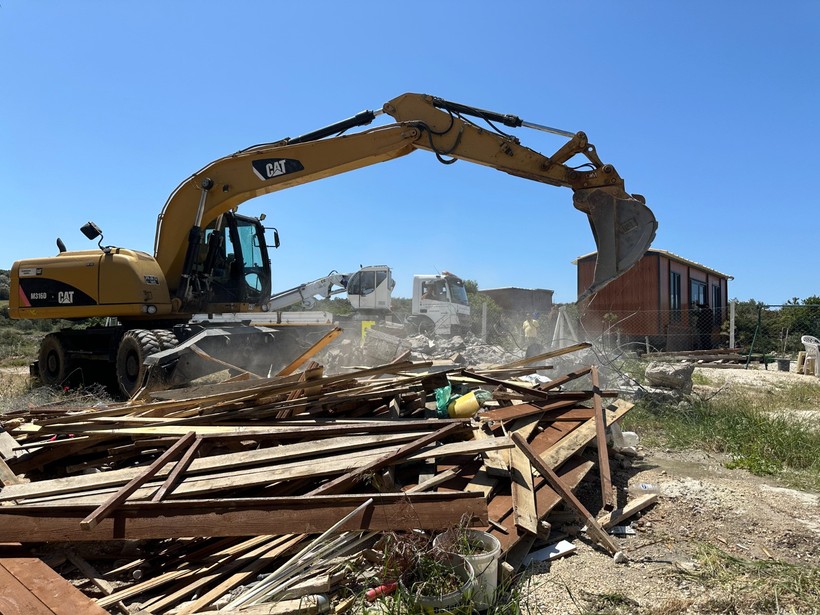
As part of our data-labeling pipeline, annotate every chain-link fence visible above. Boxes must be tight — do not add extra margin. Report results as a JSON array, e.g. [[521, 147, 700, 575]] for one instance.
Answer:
[[471, 301, 820, 357]]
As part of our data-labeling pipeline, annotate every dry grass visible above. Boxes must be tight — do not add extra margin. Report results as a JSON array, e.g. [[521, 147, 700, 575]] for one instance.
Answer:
[[0, 369, 32, 410]]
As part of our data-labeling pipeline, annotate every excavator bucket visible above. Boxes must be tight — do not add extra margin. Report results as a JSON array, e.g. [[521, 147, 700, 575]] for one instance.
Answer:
[[573, 187, 658, 302]]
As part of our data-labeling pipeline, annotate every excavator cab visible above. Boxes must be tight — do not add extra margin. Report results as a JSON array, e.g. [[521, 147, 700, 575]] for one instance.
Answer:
[[196, 212, 272, 308]]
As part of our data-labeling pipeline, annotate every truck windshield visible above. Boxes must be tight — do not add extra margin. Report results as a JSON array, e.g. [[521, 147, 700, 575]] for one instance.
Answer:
[[448, 279, 469, 305]]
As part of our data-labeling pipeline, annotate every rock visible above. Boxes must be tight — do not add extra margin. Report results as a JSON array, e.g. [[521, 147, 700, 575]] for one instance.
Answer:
[[645, 361, 694, 393]]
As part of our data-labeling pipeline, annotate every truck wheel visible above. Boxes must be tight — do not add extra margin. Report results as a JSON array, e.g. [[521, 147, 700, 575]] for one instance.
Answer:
[[416, 316, 435, 336], [38, 333, 71, 387], [116, 330, 161, 398]]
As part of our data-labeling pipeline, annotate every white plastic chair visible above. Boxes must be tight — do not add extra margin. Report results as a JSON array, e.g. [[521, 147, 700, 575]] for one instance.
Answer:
[[801, 335, 820, 376]]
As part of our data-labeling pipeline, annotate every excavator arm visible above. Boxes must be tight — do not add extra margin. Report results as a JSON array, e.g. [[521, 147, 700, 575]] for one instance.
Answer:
[[156, 93, 656, 303]]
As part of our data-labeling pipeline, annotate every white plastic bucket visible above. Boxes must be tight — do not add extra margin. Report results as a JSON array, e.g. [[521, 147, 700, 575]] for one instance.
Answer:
[[434, 530, 501, 610], [402, 553, 475, 612]]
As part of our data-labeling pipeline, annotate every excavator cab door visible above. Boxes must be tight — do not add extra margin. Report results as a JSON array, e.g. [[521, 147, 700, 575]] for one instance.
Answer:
[[203, 212, 271, 306]]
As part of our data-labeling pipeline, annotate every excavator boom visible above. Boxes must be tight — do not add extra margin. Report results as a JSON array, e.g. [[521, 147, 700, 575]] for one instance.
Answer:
[[156, 93, 656, 301]]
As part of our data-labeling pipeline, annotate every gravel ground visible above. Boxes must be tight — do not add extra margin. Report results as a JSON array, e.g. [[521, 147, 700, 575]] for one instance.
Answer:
[[518, 365, 820, 615]]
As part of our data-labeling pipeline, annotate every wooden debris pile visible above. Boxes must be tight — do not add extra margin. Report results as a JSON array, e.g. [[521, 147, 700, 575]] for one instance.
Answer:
[[0, 342, 654, 614], [643, 347, 755, 366]]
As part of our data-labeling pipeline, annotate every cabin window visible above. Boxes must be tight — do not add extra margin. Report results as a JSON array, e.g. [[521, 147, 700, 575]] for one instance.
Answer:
[[690, 279, 707, 307], [670, 272, 682, 321], [712, 284, 722, 325]]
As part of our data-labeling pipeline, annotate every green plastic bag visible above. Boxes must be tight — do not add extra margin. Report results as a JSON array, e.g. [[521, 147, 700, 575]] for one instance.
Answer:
[[434, 384, 453, 418]]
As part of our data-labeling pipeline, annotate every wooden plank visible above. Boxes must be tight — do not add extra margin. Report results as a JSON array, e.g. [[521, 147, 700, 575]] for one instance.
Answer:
[[125, 535, 295, 612], [511, 432, 619, 556], [591, 366, 616, 510], [540, 400, 634, 471], [490, 342, 592, 369], [486, 456, 594, 554], [0, 432, 428, 502], [472, 426, 509, 475], [81, 432, 197, 530], [597, 493, 659, 529], [63, 551, 129, 615], [172, 535, 304, 615], [151, 436, 202, 502], [510, 446, 537, 533], [97, 536, 278, 607], [6, 438, 505, 507], [0, 456, 25, 486], [12, 447, 402, 505], [464, 468, 497, 499], [277, 328, 342, 377], [0, 493, 488, 542], [0, 562, 54, 615], [479, 399, 580, 423], [0, 556, 110, 615], [536, 367, 592, 391], [307, 422, 466, 495], [497, 412, 542, 535], [0, 430, 18, 459]]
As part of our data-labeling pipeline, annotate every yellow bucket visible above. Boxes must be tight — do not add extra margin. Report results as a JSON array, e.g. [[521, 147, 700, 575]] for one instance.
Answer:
[[447, 391, 481, 418]]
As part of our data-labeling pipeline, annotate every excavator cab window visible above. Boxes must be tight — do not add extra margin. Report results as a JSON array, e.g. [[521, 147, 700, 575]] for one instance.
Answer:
[[348, 269, 390, 297], [202, 213, 271, 305]]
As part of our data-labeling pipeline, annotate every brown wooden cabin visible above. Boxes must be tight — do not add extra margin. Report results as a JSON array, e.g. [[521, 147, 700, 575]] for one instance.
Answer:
[[575, 249, 732, 351]]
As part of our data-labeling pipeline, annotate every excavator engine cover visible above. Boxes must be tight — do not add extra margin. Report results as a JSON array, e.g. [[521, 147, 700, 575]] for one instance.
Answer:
[[573, 187, 657, 301]]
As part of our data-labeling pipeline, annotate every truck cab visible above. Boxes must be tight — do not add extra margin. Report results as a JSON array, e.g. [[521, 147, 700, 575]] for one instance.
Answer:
[[410, 272, 471, 336]]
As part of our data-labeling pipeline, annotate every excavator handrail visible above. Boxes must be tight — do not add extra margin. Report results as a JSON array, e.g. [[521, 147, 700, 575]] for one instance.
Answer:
[[154, 93, 656, 300]]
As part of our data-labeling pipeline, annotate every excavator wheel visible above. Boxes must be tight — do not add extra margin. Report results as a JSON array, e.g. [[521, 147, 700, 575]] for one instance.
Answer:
[[116, 329, 161, 399], [151, 329, 179, 351], [38, 333, 73, 387]]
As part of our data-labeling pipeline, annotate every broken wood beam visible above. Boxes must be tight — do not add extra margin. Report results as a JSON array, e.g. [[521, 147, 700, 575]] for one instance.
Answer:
[[80, 432, 197, 530], [490, 342, 592, 369], [597, 493, 659, 529], [591, 366, 616, 510], [0, 493, 488, 542], [151, 436, 203, 502], [511, 433, 619, 556], [307, 421, 466, 496]]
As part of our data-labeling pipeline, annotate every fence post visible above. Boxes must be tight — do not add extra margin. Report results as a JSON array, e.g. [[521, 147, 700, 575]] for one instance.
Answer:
[[729, 299, 736, 349], [481, 303, 488, 342]]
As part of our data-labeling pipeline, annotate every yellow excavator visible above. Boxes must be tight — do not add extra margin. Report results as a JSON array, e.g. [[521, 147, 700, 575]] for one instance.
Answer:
[[9, 93, 657, 398]]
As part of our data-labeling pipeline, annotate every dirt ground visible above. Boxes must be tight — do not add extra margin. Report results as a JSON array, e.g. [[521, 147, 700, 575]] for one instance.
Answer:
[[521, 364, 820, 614]]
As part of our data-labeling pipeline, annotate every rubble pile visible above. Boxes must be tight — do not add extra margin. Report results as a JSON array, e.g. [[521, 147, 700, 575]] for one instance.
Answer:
[[0, 341, 656, 614]]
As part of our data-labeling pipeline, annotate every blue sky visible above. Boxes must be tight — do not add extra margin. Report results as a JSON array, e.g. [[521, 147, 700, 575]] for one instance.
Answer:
[[2, 2, 818, 304]]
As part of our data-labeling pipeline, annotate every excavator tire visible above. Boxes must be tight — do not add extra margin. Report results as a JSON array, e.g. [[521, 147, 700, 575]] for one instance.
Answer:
[[38, 333, 72, 387], [151, 329, 179, 352], [116, 329, 161, 399]]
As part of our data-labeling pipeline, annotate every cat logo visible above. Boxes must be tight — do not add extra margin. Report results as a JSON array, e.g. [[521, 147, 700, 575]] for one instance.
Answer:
[[58, 291, 75, 304], [251, 158, 304, 182]]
